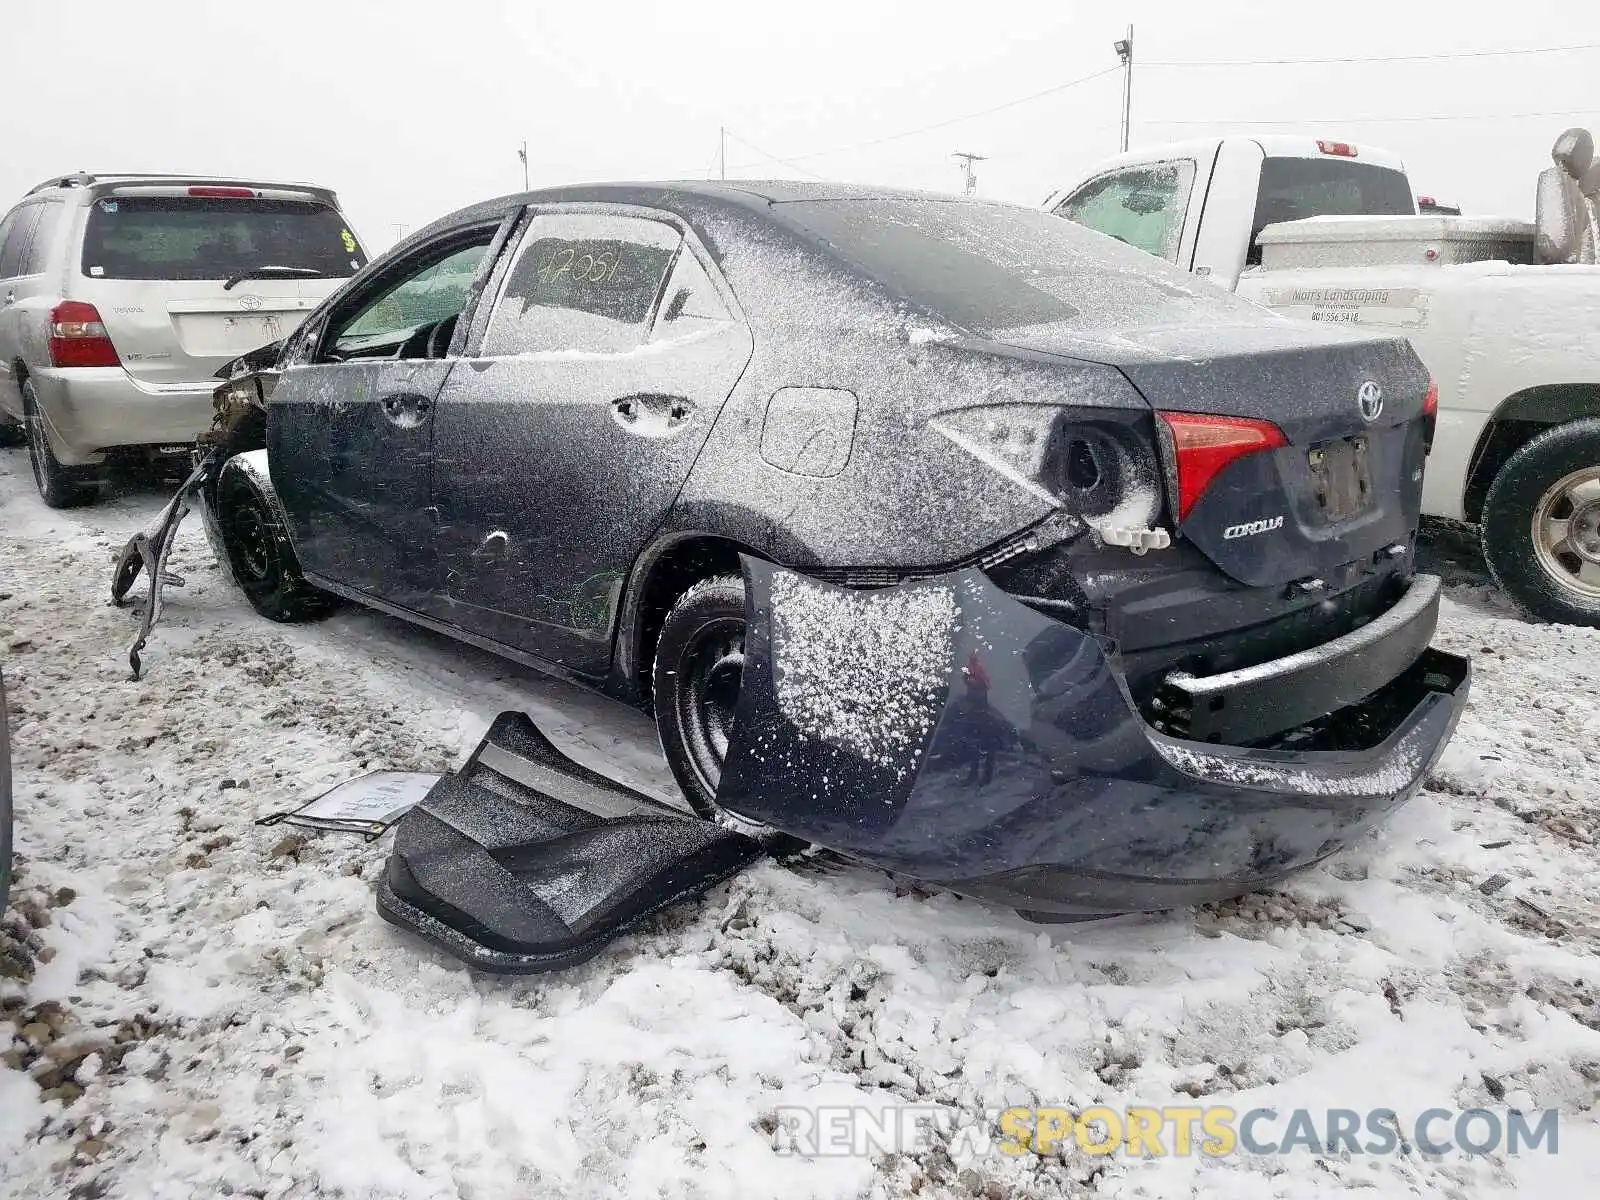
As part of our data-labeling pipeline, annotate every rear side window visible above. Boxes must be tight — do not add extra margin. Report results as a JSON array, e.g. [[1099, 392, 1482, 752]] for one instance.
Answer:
[[20, 204, 61, 275], [80, 196, 367, 281], [649, 247, 734, 342], [1054, 160, 1196, 261], [0, 206, 42, 278], [1247, 158, 1415, 263], [482, 212, 681, 356]]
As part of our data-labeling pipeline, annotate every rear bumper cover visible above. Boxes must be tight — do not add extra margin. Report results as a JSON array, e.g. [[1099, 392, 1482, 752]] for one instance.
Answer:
[[715, 560, 1469, 916], [28, 367, 213, 465]]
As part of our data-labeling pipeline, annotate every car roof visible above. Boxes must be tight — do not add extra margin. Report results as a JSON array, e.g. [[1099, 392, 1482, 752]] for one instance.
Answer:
[[400, 179, 1015, 257]]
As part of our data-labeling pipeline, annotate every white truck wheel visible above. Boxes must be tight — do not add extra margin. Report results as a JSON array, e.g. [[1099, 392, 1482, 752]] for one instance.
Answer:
[[1481, 418, 1600, 627]]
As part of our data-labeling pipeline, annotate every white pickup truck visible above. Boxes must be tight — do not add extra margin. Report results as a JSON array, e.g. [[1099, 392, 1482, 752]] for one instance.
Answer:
[[1045, 133, 1600, 627]]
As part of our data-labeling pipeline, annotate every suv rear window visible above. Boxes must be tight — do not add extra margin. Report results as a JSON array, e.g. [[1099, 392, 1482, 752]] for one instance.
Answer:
[[80, 196, 366, 281], [1247, 158, 1414, 262]]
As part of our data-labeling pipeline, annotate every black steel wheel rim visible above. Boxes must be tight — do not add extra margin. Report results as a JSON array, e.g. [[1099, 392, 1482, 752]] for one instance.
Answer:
[[678, 616, 746, 797], [229, 499, 274, 584]]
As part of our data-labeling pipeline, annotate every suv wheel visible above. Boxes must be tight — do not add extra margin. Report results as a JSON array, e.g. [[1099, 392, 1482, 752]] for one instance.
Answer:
[[216, 468, 338, 623], [22, 380, 97, 509], [1481, 418, 1600, 627], [651, 574, 801, 849]]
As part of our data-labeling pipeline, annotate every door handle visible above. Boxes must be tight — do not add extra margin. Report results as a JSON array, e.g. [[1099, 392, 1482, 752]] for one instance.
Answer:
[[379, 393, 432, 426], [611, 393, 694, 435]]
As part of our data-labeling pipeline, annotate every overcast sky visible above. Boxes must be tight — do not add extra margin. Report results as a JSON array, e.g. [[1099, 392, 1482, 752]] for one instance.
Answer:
[[5, 0, 1598, 251]]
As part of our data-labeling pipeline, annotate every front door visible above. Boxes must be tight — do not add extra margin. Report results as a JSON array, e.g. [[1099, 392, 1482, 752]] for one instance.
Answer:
[[427, 207, 753, 673], [268, 226, 504, 606]]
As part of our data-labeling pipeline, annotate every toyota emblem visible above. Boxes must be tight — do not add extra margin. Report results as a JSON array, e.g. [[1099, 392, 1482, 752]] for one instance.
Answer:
[[239, 294, 263, 311], [1357, 380, 1384, 422]]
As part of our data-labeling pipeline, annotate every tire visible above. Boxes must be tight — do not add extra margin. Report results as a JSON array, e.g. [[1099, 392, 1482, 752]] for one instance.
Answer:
[[215, 468, 337, 623], [651, 574, 801, 848], [1480, 417, 1600, 627], [21, 380, 97, 509]]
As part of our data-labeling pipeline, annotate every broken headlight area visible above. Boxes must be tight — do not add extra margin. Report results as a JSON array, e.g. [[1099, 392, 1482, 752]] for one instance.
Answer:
[[928, 403, 1169, 552], [109, 370, 274, 678]]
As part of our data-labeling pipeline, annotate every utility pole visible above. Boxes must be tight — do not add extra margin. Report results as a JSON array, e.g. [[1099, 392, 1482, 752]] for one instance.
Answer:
[[517, 140, 529, 190], [719, 126, 726, 180], [1113, 24, 1134, 152], [953, 151, 987, 195]]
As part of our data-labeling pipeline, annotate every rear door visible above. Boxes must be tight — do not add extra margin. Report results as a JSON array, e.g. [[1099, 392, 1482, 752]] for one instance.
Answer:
[[75, 188, 368, 385], [267, 221, 508, 605], [0, 203, 46, 417], [427, 205, 753, 672], [0, 201, 64, 418]]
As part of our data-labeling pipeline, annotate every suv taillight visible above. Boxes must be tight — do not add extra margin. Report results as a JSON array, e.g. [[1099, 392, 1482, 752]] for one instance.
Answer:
[[1159, 411, 1288, 520], [1422, 378, 1438, 454], [48, 301, 121, 368]]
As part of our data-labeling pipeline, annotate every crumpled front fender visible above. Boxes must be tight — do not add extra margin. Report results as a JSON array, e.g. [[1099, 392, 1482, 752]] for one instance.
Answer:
[[714, 557, 1470, 916]]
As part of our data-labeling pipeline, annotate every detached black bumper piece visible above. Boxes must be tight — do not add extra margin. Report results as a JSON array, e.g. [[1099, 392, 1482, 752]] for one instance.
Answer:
[[377, 712, 762, 973], [715, 559, 1471, 919]]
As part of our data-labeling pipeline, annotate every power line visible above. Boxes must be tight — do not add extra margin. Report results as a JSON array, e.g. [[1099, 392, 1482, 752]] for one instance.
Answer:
[[721, 129, 829, 179], [1143, 107, 1600, 127], [722, 63, 1122, 171], [1144, 40, 1600, 68]]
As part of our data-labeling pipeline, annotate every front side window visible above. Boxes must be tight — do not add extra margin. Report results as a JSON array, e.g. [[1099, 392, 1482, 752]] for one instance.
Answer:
[[80, 196, 367, 281], [1053, 160, 1196, 262], [328, 238, 493, 359], [482, 212, 681, 356]]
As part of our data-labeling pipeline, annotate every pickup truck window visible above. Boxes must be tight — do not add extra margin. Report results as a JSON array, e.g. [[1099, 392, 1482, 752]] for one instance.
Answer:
[[1247, 158, 1414, 264], [1053, 161, 1195, 262]]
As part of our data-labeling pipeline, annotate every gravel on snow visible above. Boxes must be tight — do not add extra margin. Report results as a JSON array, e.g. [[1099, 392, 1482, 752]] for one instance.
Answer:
[[1, 451, 1597, 1200]]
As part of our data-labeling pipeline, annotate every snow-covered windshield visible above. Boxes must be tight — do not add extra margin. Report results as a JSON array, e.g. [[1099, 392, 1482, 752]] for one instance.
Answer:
[[775, 197, 1259, 334]]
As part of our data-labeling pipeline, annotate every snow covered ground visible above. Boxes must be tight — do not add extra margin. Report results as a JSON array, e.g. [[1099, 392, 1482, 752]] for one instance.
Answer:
[[1, 448, 1597, 1200]]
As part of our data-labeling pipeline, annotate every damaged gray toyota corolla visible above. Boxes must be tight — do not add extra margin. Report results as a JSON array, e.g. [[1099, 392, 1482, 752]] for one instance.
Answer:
[[110, 181, 1469, 923]]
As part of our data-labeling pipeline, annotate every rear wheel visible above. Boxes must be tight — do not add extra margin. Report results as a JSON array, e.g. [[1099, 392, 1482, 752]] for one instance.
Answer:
[[651, 574, 799, 847], [216, 469, 337, 623], [1481, 418, 1600, 627], [22, 381, 97, 509]]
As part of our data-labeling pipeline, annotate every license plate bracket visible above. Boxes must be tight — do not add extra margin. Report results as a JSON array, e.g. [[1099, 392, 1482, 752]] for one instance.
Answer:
[[1308, 436, 1372, 521]]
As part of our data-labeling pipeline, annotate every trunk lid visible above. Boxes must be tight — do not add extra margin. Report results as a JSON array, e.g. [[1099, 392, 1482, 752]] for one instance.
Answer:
[[996, 319, 1433, 589], [86, 278, 340, 387]]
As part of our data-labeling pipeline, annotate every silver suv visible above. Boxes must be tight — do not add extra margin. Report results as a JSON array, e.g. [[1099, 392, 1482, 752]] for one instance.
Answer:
[[0, 173, 368, 507]]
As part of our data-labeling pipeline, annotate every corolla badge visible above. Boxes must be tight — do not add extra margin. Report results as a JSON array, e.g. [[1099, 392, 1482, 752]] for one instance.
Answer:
[[1223, 515, 1284, 540], [1357, 380, 1384, 422]]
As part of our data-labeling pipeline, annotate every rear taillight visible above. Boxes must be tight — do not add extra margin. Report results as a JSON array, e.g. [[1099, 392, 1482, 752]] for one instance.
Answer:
[[48, 301, 121, 369], [187, 185, 257, 198], [1159, 411, 1288, 521], [1422, 378, 1438, 454], [1316, 140, 1358, 158]]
